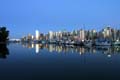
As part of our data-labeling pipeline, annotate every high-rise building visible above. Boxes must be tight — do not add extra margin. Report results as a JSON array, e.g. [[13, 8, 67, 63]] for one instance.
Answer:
[[35, 30, 39, 40], [49, 31, 54, 40], [27, 34, 32, 41], [117, 30, 120, 40], [102, 27, 112, 39], [88, 29, 97, 40], [111, 29, 117, 41], [79, 29, 85, 41], [31, 35, 34, 40]]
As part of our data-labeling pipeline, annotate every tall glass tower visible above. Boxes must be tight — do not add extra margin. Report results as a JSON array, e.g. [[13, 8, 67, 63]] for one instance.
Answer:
[[35, 30, 39, 40]]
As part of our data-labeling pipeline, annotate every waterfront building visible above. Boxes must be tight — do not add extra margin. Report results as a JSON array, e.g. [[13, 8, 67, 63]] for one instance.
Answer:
[[78, 29, 86, 42], [27, 34, 32, 41], [111, 28, 117, 41], [91, 29, 97, 40], [59, 31, 62, 38], [20, 26, 120, 45], [49, 31, 54, 40], [31, 35, 34, 40], [39, 33, 44, 40], [35, 30, 40, 40], [72, 30, 78, 36], [86, 30, 97, 40], [45, 34, 49, 40], [102, 27, 112, 39]]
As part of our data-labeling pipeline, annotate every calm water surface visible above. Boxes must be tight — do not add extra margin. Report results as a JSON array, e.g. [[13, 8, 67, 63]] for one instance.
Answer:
[[0, 43, 120, 80]]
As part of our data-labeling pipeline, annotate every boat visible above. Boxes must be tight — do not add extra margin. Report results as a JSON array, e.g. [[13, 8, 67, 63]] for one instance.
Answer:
[[113, 40, 120, 46], [74, 41, 84, 46], [95, 39, 111, 46], [84, 40, 93, 47]]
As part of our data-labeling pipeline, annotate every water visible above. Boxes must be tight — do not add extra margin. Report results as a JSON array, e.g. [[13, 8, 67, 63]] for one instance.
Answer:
[[0, 43, 120, 80]]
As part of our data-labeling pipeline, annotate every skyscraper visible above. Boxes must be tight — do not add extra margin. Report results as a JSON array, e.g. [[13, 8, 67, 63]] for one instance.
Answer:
[[79, 29, 85, 41], [102, 27, 112, 39], [35, 30, 39, 40], [49, 31, 54, 40]]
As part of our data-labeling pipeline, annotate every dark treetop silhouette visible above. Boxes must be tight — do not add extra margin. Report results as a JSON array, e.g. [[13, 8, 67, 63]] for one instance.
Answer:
[[0, 27, 9, 43]]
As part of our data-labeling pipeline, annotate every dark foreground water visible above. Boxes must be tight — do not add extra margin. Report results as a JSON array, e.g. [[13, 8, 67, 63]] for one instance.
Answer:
[[0, 43, 120, 80]]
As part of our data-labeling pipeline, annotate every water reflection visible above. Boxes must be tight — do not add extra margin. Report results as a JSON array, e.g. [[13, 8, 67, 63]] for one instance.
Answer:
[[1, 43, 120, 80], [0, 44, 9, 59], [35, 44, 39, 53], [21, 43, 120, 57]]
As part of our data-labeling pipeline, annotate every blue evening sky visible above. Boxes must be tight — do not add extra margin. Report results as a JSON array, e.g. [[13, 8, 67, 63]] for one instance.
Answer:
[[0, 0, 120, 38]]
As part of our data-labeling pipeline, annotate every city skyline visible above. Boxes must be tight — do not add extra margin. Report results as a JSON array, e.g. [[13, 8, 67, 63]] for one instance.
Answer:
[[4, 25, 120, 39], [1, 0, 120, 38], [20, 27, 120, 44]]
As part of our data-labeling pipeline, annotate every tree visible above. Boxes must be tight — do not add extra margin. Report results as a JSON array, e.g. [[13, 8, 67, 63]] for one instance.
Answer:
[[0, 27, 9, 42]]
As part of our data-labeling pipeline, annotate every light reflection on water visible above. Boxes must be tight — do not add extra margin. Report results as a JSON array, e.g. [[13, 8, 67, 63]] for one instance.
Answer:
[[0, 43, 120, 80], [21, 43, 120, 58]]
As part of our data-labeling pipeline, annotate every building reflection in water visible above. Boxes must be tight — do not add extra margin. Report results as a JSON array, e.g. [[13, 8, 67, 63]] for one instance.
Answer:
[[21, 43, 120, 57], [35, 44, 39, 54], [32, 43, 34, 48], [79, 47, 85, 55], [49, 45, 54, 52]]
